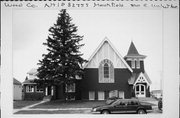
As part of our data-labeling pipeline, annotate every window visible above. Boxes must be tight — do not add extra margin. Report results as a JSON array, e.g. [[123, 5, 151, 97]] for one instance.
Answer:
[[141, 85, 144, 91], [89, 91, 95, 100], [119, 91, 124, 99], [104, 63, 109, 78], [35, 86, 43, 92], [137, 76, 146, 83], [26, 85, 34, 92], [131, 60, 135, 68], [128, 101, 138, 105], [136, 60, 140, 68], [111, 99, 121, 106], [65, 83, 75, 93], [119, 101, 125, 105], [98, 91, 105, 100], [136, 85, 139, 91], [99, 59, 114, 83]]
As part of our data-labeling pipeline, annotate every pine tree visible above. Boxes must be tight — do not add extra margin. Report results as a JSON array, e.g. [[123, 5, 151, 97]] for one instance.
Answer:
[[37, 9, 87, 99]]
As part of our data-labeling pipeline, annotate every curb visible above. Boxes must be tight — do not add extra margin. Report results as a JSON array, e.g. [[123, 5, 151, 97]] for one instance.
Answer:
[[14, 108, 92, 111]]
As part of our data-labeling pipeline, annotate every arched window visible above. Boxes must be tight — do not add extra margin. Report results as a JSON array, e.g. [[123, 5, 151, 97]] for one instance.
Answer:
[[99, 59, 114, 83], [104, 63, 109, 78]]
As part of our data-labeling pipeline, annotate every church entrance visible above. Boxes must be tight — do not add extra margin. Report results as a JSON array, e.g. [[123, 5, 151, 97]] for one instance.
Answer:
[[135, 84, 146, 97]]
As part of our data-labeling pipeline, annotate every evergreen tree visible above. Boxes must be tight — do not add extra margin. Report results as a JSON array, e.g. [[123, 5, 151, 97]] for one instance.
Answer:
[[37, 9, 87, 99]]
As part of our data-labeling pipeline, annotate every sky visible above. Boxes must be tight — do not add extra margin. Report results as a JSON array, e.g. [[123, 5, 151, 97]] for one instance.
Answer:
[[13, 9, 163, 90]]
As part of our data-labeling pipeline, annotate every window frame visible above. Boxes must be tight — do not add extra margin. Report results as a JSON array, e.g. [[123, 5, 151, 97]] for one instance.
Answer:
[[99, 59, 114, 83], [89, 91, 95, 100], [104, 63, 110, 78], [136, 60, 140, 69], [35, 86, 43, 93], [131, 60, 135, 69], [26, 85, 34, 93]]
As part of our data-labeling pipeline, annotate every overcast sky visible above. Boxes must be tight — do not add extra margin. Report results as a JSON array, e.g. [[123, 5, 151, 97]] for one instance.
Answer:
[[13, 9, 163, 90]]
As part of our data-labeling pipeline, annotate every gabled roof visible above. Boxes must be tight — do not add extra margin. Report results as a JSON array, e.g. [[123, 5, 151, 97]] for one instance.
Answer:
[[83, 37, 133, 72], [125, 41, 146, 58], [134, 72, 152, 87], [128, 72, 151, 85], [143, 72, 152, 84], [13, 78, 22, 85]]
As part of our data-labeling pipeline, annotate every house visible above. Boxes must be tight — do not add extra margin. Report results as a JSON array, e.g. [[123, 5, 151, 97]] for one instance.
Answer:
[[13, 78, 22, 100], [22, 68, 81, 100], [22, 68, 44, 100], [23, 37, 152, 100]]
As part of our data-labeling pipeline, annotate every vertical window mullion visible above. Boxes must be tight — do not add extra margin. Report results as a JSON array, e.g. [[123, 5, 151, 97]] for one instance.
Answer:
[[104, 63, 109, 78]]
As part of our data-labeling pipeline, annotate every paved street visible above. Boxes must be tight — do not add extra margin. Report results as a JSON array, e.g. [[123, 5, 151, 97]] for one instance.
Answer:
[[15, 108, 162, 114], [14, 106, 162, 114], [14, 98, 162, 114]]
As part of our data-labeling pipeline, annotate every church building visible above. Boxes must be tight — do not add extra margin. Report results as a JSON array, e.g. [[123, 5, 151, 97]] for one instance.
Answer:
[[80, 37, 151, 100]]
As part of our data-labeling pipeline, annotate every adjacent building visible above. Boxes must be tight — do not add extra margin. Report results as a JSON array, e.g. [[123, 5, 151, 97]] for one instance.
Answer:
[[22, 69, 44, 100], [13, 78, 22, 100]]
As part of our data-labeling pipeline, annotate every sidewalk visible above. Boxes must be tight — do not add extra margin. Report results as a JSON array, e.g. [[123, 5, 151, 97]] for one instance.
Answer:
[[14, 100, 94, 114], [13, 100, 47, 113], [14, 105, 92, 114]]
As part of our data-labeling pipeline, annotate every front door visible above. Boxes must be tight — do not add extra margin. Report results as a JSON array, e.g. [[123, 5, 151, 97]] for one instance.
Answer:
[[135, 84, 146, 97], [47, 86, 51, 95]]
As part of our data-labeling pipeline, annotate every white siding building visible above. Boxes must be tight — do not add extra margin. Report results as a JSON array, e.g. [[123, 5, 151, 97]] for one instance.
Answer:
[[13, 78, 22, 100]]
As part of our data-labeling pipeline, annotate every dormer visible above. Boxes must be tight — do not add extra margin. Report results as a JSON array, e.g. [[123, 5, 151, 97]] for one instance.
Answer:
[[124, 41, 146, 73], [27, 68, 38, 80]]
